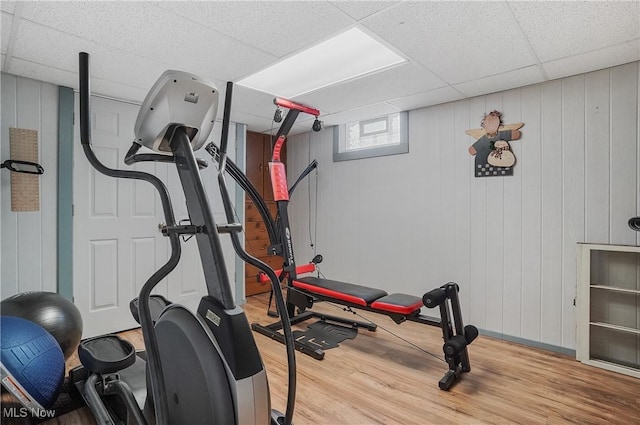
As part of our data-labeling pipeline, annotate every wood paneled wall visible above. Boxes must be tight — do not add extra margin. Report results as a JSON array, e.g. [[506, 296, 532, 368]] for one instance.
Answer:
[[286, 62, 640, 350], [1, 74, 59, 298]]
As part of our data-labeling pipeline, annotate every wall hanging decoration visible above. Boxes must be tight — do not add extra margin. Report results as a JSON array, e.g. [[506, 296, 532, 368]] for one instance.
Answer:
[[9, 127, 41, 211], [466, 111, 523, 177]]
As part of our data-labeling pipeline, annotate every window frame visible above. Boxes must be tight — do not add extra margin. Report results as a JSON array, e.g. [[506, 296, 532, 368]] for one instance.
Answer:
[[333, 111, 408, 162]]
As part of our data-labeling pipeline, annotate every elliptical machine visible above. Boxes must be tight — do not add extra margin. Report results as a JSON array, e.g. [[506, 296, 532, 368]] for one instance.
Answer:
[[72, 52, 297, 425]]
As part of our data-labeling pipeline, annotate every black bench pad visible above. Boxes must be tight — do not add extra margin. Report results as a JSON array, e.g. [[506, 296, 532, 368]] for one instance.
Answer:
[[294, 277, 388, 306]]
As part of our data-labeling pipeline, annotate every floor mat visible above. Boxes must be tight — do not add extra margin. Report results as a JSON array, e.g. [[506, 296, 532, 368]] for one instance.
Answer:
[[41, 377, 87, 423], [293, 320, 358, 350]]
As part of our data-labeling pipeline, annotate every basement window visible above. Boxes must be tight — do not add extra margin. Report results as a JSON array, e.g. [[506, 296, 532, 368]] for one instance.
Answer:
[[333, 112, 408, 162]]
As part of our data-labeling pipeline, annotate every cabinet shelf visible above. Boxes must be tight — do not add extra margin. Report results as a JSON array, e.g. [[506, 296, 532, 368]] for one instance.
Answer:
[[577, 243, 640, 378], [590, 321, 640, 335], [590, 285, 640, 295]]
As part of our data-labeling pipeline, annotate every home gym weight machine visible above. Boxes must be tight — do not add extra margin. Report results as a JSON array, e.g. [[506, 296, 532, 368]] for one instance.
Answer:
[[206, 99, 478, 390], [70, 52, 298, 425]]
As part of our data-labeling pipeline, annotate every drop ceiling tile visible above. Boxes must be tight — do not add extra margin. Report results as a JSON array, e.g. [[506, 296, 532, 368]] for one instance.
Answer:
[[87, 80, 151, 106], [321, 102, 400, 127], [225, 110, 271, 134], [1, 12, 12, 54], [232, 85, 278, 115], [387, 86, 465, 111], [19, 1, 275, 82], [453, 66, 545, 98], [330, 1, 400, 21], [10, 20, 80, 71], [7, 57, 150, 104], [11, 20, 173, 96], [225, 85, 298, 133], [6, 57, 68, 88], [543, 39, 640, 80], [155, 1, 354, 58], [361, 1, 537, 84], [0, 1, 15, 14], [292, 113, 318, 128], [296, 62, 446, 115], [509, 1, 640, 62], [5, 0, 636, 137], [19, 2, 148, 45], [227, 85, 281, 130]]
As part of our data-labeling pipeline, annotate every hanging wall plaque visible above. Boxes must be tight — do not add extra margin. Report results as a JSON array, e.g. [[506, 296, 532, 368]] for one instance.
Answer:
[[466, 111, 523, 177]]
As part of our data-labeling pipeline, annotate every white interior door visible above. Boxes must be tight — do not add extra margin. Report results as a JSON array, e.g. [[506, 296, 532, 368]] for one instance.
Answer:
[[73, 95, 168, 337], [74, 95, 174, 337]]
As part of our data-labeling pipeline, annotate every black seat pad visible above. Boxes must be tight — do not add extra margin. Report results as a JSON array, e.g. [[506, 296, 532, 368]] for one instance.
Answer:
[[294, 277, 388, 306]]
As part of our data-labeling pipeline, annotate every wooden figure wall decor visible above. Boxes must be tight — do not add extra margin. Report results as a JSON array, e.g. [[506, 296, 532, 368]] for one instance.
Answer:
[[466, 111, 523, 177]]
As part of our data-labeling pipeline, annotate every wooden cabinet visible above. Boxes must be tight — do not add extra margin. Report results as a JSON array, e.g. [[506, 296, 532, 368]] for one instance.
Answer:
[[576, 243, 640, 378], [244, 131, 285, 296]]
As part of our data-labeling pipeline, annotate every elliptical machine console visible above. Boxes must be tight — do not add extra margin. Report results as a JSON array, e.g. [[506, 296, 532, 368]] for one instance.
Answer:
[[72, 52, 297, 425], [133, 70, 218, 153]]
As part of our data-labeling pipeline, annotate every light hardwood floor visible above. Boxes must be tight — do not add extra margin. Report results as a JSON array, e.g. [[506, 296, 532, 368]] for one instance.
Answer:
[[7, 292, 640, 425]]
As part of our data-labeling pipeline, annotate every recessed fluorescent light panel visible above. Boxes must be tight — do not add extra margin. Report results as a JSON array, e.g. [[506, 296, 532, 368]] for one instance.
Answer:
[[237, 28, 406, 98]]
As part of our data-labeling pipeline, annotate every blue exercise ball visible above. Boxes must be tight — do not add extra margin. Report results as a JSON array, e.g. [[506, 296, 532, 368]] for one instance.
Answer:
[[0, 316, 65, 409], [1, 292, 83, 360]]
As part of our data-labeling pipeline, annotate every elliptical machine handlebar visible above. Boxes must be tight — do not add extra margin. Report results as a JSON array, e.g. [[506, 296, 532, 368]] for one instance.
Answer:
[[216, 82, 298, 425], [217, 82, 234, 175], [78, 51, 176, 425]]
